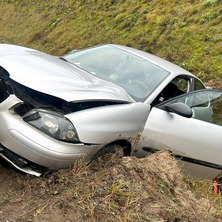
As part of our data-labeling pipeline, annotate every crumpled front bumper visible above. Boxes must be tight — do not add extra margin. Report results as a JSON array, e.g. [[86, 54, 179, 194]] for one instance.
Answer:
[[0, 96, 103, 169]]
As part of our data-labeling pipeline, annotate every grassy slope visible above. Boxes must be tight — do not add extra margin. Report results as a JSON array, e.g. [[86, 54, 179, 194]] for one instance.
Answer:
[[0, 0, 222, 82]]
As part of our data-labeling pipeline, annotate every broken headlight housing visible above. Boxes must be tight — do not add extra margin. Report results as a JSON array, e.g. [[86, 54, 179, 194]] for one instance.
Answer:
[[23, 109, 79, 143]]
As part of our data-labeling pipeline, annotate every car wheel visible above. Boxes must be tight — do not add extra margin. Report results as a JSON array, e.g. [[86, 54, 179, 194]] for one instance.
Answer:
[[92, 144, 124, 160]]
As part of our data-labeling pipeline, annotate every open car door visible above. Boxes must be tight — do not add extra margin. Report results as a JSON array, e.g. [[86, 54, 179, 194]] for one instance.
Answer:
[[137, 89, 222, 179]]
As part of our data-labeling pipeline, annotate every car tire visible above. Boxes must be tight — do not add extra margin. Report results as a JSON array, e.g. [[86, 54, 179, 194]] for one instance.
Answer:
[[92, 144, 124, 160]]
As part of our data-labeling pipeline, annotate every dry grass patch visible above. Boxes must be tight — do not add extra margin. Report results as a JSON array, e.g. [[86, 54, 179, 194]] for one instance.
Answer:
[[1, 151, 221, 221]]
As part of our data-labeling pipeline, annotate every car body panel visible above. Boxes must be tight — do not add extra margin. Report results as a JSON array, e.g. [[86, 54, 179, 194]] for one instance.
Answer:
[[66, 102, 150, 144], [136, 90, 222, 178], [0, 44, 134, 103], [137, 107, 222, 164], [179, 160, 222, 179]]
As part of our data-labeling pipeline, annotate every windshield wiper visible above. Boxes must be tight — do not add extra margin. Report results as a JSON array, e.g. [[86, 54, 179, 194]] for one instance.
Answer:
[[59, 57, 69, 62]]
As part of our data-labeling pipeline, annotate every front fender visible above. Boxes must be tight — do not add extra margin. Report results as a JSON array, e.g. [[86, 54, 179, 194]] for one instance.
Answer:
[[66, 103, 150, 144]]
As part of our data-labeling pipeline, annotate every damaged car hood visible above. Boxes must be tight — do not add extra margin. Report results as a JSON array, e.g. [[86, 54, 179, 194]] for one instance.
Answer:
[[0, 44, 134, 103]]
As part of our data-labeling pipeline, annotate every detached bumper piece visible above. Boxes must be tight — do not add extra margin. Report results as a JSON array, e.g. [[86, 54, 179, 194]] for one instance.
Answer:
[[0, 144, 44, 176]]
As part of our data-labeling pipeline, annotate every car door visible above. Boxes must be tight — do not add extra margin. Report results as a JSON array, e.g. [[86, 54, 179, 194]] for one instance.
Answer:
[[137, 89, 222, 178]]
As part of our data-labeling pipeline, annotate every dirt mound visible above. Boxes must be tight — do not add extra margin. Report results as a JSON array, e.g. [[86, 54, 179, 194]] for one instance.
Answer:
[[108, 152, 214, 221], [0, 151, 220, 221]]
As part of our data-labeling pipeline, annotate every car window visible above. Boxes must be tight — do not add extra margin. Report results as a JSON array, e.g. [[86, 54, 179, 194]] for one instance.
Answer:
[[162, 90, 222, 126], [194, 78, 205, 90], [176, 91, 212, 122], [210, 93, 222, 126], [152, 76, 190, 106], [171, 76, 189, 93], [64, 45, 170, 102]]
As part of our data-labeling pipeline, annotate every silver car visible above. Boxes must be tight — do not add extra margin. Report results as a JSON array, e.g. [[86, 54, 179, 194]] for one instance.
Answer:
[[0, 44, 221, 178]]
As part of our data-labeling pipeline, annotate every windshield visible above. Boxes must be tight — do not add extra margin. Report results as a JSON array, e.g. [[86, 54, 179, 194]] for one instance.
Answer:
[[64, 45, 170, 101]]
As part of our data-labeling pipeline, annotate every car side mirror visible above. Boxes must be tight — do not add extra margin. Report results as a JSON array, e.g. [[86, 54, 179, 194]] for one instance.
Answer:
[[166, 102, 192, 118]]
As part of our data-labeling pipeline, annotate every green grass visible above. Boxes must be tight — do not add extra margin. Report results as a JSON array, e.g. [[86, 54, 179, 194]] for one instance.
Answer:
[[0, 0, 222, 82], [184, 176, 222, 218]]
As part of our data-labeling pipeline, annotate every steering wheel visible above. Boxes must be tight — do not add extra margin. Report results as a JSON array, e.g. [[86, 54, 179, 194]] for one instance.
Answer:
[[127, 80, 149, 98]]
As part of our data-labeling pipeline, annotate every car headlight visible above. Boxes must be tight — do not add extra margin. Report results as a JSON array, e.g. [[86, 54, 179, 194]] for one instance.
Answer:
[[23, 109, 79, 143]]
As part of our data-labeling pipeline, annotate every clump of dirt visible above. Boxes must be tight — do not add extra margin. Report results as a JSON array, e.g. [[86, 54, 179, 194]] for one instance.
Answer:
[[0, 151, 220, 221]]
